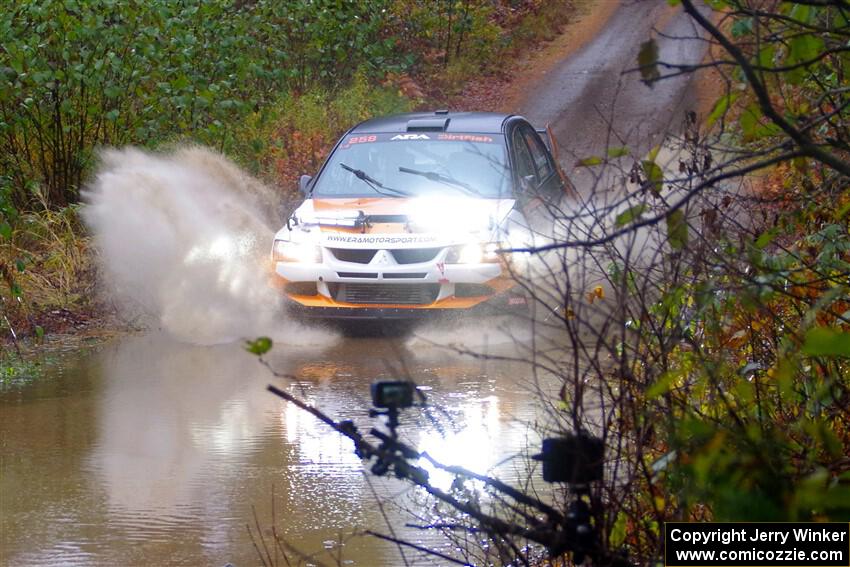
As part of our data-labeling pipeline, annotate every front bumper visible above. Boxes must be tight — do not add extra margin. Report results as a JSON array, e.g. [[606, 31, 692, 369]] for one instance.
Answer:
[[271, 246, 522, 317], [281, 288, 529, 320]]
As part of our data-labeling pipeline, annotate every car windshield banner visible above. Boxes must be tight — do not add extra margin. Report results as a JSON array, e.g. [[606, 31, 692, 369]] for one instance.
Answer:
[[340, 132, 500, 150]]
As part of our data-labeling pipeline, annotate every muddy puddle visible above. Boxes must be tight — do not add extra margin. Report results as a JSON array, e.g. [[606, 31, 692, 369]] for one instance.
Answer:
[[1, 332, 559, 566]]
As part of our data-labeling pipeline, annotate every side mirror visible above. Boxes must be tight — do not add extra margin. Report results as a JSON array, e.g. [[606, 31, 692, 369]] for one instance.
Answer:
[[298, 174, 313, 195]]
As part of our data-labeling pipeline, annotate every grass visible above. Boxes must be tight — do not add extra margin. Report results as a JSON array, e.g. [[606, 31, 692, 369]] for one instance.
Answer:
[[12, 203, 93, 308], [1, 191, 95, 339], [0, 352, 46, 387]]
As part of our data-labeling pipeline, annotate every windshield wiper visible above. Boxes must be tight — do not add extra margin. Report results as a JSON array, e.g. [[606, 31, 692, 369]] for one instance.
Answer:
[[398, 166, 478, 196], [340, 163, 408, 197]]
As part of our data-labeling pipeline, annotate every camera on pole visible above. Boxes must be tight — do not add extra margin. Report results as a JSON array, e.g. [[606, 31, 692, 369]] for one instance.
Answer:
[[532, 432, 604, 485], [533, 431, 604, 564], [368, 380, 418, 478], [370, 380, 415, 410]]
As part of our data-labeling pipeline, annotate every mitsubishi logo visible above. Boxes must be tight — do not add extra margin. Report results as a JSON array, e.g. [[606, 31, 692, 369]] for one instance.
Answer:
[[372, 250, 393, 265]]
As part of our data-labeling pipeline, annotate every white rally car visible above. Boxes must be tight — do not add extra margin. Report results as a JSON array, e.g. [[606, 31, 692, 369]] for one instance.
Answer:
[[271, 111, 568, 319]]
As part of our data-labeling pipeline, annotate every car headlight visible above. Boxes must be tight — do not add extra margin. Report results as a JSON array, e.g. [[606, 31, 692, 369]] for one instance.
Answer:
[[272, 240, 322, 263], [446, 242, 501, 264]]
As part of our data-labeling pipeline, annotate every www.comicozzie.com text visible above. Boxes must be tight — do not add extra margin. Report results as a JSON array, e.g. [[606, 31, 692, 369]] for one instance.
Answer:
[[669, 526, 847, 546]]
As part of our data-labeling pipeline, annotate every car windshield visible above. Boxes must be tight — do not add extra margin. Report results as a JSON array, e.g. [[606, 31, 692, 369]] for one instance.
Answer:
[[311, 133, 511, 198]]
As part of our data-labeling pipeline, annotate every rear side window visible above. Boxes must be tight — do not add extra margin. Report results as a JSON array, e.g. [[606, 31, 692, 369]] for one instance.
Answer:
[[521, 127, 554, 180], [511, 129, 537, 183]]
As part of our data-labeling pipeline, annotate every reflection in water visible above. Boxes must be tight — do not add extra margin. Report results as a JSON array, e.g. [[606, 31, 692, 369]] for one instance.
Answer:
[[0, 332, 557, 566], [418, 396, 502, 490], [282, 398, 362, 474], [90, 337, 279, 516]]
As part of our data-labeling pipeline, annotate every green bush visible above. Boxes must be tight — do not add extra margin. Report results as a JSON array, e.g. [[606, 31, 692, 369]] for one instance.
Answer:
[[0, 0, 397, 208], [0, 0, 571, 210]]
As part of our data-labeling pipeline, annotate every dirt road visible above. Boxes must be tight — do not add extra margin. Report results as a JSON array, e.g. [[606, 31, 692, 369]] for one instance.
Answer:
[[519, 0, 710, 181]]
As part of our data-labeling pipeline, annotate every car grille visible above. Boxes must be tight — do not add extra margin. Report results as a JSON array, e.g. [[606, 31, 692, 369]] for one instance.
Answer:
[[390, 248, 442, 264], [328, 247, 443, 265], [328, 248, 377, 264], [330, 283, 439, 305], [383, 273, 427, 279]]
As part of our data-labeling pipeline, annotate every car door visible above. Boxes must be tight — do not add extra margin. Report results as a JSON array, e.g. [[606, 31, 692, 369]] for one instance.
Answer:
[[508, 120, 563, 214]]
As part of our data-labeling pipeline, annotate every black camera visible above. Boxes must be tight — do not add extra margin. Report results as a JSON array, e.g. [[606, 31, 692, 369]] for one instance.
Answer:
[[370, 381, 415, 409], [533, 432, 604, 484]]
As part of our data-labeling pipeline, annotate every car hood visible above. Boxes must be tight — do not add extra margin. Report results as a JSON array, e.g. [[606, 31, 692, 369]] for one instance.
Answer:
[[278, 197, 517, 247]]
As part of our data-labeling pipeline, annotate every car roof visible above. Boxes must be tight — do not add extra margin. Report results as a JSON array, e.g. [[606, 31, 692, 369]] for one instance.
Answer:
[[349, 111, 517, 135]]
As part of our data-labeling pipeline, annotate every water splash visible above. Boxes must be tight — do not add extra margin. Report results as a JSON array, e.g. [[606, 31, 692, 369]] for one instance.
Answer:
[[83, 145, 335, 345]]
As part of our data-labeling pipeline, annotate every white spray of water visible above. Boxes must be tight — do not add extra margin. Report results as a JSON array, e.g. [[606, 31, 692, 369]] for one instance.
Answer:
[[83, 146, 336, 346]]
